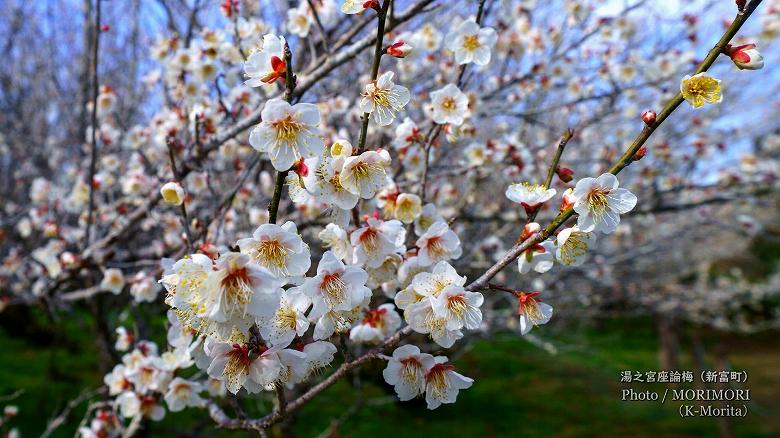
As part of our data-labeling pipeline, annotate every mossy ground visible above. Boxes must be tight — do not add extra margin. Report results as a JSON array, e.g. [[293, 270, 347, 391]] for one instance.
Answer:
[[1, 312, 777, 437]]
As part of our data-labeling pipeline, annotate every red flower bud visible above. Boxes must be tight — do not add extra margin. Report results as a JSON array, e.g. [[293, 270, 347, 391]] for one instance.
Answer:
[[555, 166, 574, 183], [363, 0, 380, 10], [100, 24, 110, 32], [736, 0, 747, 11], [386, 40, 413, 58], [632, 146, 648, 161], [641, 110, 656, 126], [726, 43, 764, 70], [293, 157, 308, 177]]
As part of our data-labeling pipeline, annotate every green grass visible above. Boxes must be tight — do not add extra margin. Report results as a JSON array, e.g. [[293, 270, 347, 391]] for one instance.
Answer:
[[0, 311, 778, 437]]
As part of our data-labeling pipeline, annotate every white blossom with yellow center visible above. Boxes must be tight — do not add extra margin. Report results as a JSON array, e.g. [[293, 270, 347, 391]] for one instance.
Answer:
[[249, 98, 324, 171], [572, 173, 637, 234], [445, 20, 497, 66]]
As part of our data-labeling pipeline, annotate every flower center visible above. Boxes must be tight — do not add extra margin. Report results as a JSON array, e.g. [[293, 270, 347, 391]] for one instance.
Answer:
[[400, 357, 422, 384], [441, 96, 457, 111], [519, 295, 544, 325], [221, 267, 253, 316], [272, 115, 302, 143], [425, 236, 449, 259], [559, 232, 588, 265], [275, 305, 298, 331], [447, 294, 468, 318], [586, 188, 610, 218], [321, 272, 347, 305], [256, 239, 289, 269], [462, 34, 481, 51], [370, 87, 391, 107], [224, 345, 251, 386], [359, 227, 380, 253], [425, 363, 455, 398], [362, 308, 387, 328]]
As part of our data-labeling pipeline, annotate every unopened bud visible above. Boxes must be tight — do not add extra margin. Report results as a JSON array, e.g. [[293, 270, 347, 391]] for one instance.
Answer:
[[100, 24, 110, 32], [726, 43, 764, 70], [521, 222, 541, 240], [363, 0, 380, 10], [387, 40, 413, 58], [160, 181, 185, 206], [641, 110, 657, 126], [736, 0, 747, 11], [633, 146, 648, 161], [555, 166, 574, 183], [293, 157, 309, 177], [561, 188, 576, 211]]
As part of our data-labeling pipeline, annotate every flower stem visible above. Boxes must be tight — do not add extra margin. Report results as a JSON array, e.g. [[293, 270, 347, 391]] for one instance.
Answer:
[[268, 42, 296, 225], [356, 0, 392, 155]]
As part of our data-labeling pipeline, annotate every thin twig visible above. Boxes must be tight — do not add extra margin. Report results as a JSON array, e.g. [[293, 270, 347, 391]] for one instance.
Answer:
[[356, 0, 392, 154], [526, 128, 573, 223], [84, 0, 101, 245], [267, 43, 296, 225]]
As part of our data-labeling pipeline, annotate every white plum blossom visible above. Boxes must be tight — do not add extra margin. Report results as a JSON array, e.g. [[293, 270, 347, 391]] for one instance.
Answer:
[[359, 71, 411, 126], [258, 287, 311, 348], [572, 173, 637, 234], [249, 99, 324, 171], [445, 20, 498, 66], [339, 149, 391, 199], [429, 84, 469, 126], [287, 6, 311, 37], [349, 303, 402, 343], [164, 377, 205, 412], [431, 285, 484, 330], [505, 182, 557, 214], [407, 300, 463, 348], [517, 241, 556, 274], [414, 203, 445, 236], [415, 221, 462, 266], [351, 217, 406, 268], [341, 0, 366, 14], [115, 327, 134, 352], [394, 193, 423, 223], [516, 292, 554, 335], [160, 181, 185, 206], [101, 268, 126, 295], [298, 341, 338, 381], [303, 155, 360, 209], [555, 225, 597, 266], [237, 221, 311, 283], [383, 344, 432, 401], [302, 251, 371, 314], [422, 356, 473, 410], [318, 223, 352, 261], [200, 253, 283, 339]]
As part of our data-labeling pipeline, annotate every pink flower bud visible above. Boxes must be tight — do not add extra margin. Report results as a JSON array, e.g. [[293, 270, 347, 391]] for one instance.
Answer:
[[727, 43, 764, 70], [633, 146, 648, 162], [641, 110, 656, 126], [561, 189, 576, 211], [555, 166, 574, 183], [386, 40, 413, 58]]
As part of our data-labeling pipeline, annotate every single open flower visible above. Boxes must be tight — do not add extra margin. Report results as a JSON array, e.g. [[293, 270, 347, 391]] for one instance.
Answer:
[[680, 72, 722, 108], [572, 173, 637, 234], [359, 71, 411, 126]]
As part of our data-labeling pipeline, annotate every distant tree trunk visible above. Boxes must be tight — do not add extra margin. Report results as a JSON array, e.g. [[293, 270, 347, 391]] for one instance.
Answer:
[[714, 344, 734, 438], [657, 315, 679, 370], [76, 0, 93, 149], [690, 328, 707, 391]]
